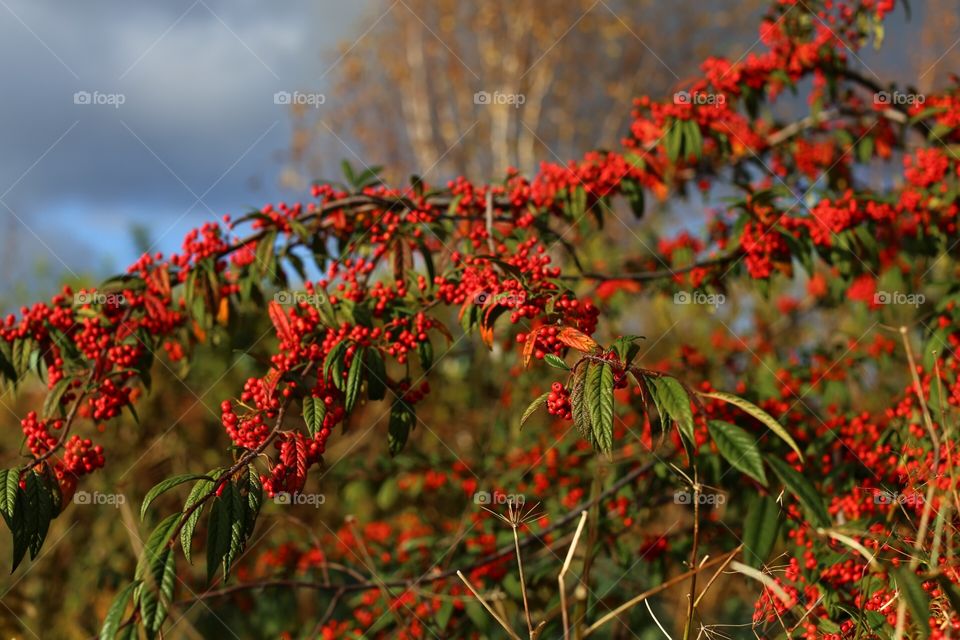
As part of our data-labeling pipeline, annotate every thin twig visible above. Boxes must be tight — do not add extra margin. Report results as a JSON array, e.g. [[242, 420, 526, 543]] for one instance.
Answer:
[[560, 511, 589, 640], [457, 570, 523, 640]]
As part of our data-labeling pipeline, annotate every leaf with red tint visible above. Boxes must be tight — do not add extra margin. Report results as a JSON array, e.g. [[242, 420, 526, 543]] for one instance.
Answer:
[[557, 327, 599, 353]]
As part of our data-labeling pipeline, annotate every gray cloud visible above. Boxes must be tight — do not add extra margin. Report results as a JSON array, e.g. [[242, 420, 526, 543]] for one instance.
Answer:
[[0, 0, 368, 289]]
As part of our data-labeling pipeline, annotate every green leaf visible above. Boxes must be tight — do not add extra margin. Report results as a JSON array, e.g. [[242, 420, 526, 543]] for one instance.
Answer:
[[42, 378, 71, 419], [206, 484, 234, 583], [621, 178, 645, 218], [767, 458, 829, 527], [665, 120, 683, 163], [388, 400, 414, 456], [241, 465, 262, 539], [302, 396, 326, 439], [99, 581, 140, 640], [585, 362, 615, 456], [893, 568, 930, 639], [520, 392, 550, 429], [180, 473, 218, 565], [0, 347, 17, 384], [707, 420, 767, 486], [570, 364, 592, 443], [698, 391, 803, 460], [649, 376, 694, 445], [323, 340, 348, 387], [364, 349, 387, 402], [418, 340, 433, 371], [344, 346, 365, 413], [610, 335, 644, 365], [10, 490, 28, 571], [141, 474, 210, 521], [28, 472, 56, 559], [255, 230, 277, 278], [741, 494, 781, 568], [543, 353, 570, 370], [0, 469, 18, 527], [136, 513, 180, 635], [684, 119, 703, 159]]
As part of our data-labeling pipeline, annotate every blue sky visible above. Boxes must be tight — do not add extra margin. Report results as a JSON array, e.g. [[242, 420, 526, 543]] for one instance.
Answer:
[[0, 0, 368, 296], [0, 0, 942, 303]]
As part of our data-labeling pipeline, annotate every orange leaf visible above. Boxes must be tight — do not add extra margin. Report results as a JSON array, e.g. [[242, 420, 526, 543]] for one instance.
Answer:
[[479, 323, 495, 350], [268, 301, 293, 343], [557, 327, 599, 353], [216, 297, 230, 326], [522, 328, 541, 368]]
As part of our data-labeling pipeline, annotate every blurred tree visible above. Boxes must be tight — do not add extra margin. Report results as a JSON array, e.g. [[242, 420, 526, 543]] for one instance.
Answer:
[[286, 0, 766, 184]]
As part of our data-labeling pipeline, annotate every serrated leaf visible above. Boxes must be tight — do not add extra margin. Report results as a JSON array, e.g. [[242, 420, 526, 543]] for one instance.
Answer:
[[302, 396, 326, 438], [570, 364, 592, 443], [180, 473, 219, 565], [137, 513, 180, 635], [543, 353, 569, 370], [767, 457, 829, 527], [99, 580, 140, 640], [585, 362, 614, 456], [707, 420, 767, 486], [29, 472, 56, 559], [699, 391, 803, 460], [520, 392, 550, 429], [141, 474, 210, 521], [241, 465, 262, 539], [0, 469, 18, 527], [206, 484, 234, 584], [323, 340, 348, 386], [649, 376, 694, 445], [556, 327, 598, 352], [344, 346, 365, 413]]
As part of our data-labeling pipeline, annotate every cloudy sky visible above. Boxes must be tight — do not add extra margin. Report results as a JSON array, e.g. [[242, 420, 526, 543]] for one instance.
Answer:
[[0, 0, 369, 295]]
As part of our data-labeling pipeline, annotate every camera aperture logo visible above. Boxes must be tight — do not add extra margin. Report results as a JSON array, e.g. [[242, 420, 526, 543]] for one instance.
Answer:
[[274, 291, 328, 306], [873, 291, 924, 308], [473, 90, 525, 108], [673, 90, 725, 106], [473, 291, 526, 307], [74, 291, 126, 306], [274, 91, 326, 108], [273, 492, 326, 508], [673, 490, 725, 506], [873, 91, 924, 106], [73, 491, 125, 508], [673, 290, 725, 308], [73, 91, 126, 109], [473, 491, 525, 506]]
